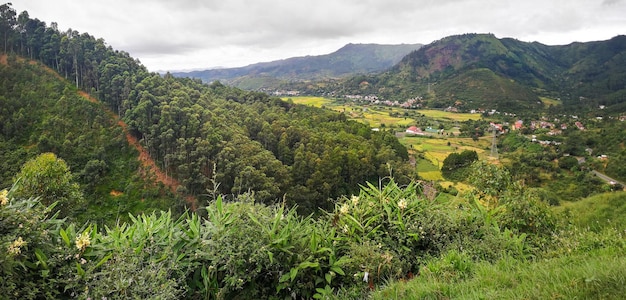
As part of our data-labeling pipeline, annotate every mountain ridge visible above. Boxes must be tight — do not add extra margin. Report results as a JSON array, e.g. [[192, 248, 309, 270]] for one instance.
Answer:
[[337, 33, 626, 112], [173, 43, 422, 89]]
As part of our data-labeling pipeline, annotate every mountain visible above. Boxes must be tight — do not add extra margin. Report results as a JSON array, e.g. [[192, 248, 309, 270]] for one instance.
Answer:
[[339, 34, 626, 112], [173, 43, 422, 89]]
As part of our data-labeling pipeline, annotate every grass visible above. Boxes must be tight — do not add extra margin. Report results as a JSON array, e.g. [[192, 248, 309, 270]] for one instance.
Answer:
[[554, 192, 626, 230], [371, 247, 626, 300], [368, 191, 626, 300], [540, 96, 563, 107]]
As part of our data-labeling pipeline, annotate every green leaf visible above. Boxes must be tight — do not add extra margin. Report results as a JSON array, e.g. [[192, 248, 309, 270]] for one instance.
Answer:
[[298, 261, 320, 270], [289, 267, 298, 282], [60, 228, 71, 247], [216, 195, 223, 214], [34, 248, 48, 270], [76, 262, 85, 277], [325, 273, 332, 284], [330, 266, 345, 276], [279, 273, 291, 283], [93, 253, 112, 270]]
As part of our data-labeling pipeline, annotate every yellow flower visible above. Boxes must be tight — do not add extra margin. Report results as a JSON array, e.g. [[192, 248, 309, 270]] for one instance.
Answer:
[[340, 203, 349, 215], [0, 189, 8, 205], [8, 237, 26, 255], [398, 198, 408, 210], [75, 232, 91, 251]]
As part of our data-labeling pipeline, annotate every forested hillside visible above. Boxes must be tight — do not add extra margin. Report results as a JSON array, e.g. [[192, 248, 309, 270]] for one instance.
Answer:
[[0, 54, 178, 224], [0, 3, 412, 213], [339, 33, 626, 112]]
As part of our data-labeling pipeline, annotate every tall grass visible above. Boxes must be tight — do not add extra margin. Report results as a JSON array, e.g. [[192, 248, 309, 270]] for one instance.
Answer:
[[372, 247, 626, 300]]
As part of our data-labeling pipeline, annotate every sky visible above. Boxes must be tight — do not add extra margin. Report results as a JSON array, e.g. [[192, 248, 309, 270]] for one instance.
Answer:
[[14, 0, 626, 72]]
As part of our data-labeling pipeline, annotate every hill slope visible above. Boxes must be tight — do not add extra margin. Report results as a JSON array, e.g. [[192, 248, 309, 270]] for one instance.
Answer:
[[340, 34, 626, 112], [173, 43, 422, 89], [1, 7, 413, 214], [0, 54, 180, 224]]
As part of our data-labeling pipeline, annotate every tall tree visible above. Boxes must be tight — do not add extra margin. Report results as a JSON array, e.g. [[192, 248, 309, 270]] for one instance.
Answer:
[[0, 2, 16, 52]]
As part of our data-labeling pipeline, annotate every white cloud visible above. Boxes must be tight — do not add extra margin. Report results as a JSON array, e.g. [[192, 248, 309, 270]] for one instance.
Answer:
[[13, 0, 626, 71]]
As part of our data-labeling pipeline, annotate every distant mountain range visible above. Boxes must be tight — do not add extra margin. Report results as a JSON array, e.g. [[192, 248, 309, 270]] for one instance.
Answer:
[[338, 34, 626, 112], [172, 43, 423, 89]]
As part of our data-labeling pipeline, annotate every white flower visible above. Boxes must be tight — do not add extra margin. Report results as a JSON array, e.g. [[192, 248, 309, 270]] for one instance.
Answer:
[[398, 198, 408, 210], [8, 237, 26, 255], [351, 195, 360, 206], [340, 203, 349, 215], [75, 232, 91, 251], [363, 271, 369, 282]]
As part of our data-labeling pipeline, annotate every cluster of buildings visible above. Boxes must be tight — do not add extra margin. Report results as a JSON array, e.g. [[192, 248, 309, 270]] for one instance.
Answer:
[[271, 90, 300, 96], [343, 95, 423, 109]]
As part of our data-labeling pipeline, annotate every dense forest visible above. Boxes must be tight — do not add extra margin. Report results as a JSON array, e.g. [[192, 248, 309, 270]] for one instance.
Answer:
[[0, 3, 412, 213]]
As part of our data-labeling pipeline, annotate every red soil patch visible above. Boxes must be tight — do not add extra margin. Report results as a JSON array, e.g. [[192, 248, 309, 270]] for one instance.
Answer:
[[76, 91, 197, 210], [0, 54, 7, 65], [110, 190, 124, 197], [78, 90, 98, 104]]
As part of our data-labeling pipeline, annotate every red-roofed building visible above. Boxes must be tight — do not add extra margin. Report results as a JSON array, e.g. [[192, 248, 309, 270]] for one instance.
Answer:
[[406, 126, 425, 135]]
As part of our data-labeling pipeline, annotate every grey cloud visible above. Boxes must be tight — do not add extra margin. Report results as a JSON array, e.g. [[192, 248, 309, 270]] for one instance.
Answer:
[[13, 0, 626, 71]]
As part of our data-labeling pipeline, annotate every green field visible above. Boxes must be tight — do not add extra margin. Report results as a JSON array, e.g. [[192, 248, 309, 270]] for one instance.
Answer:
[[285, 96, 482, 127], [285, 96, 493, 190], [540, 96, 563, 107], [416, 109, 482, 121]]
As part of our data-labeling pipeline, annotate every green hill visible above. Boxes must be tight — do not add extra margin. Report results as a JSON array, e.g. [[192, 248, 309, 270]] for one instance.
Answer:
[[339, 34, 626, 112], [0, 5, 412, 215], [0, 55, 178, 224], [555, 192, 626, 230]]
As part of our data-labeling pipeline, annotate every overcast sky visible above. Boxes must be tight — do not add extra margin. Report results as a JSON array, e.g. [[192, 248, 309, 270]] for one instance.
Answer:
[[14, 0, 626, 72]]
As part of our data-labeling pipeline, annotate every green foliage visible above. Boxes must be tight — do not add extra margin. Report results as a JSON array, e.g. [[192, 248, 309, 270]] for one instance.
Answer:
[[1, 177, 543, 299], [441, 150, 478, 181], [555, 192, 626, 231], [371, 247, 626, 300], [0, 184, 67, 299], [13, 153, 84, 218], [0, 54, 177, 225]]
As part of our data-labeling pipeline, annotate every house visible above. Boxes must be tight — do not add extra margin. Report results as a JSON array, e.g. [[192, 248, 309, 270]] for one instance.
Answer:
[[514, 120, 523, 130], [575, 121, 585, 130], [490, 122, 503, 132], [406, 126, 425, 135]]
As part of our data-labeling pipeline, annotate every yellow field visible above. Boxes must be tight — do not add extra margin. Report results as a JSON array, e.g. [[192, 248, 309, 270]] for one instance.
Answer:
[[417, 109, 482, 121], [283, 96, 331, 107]]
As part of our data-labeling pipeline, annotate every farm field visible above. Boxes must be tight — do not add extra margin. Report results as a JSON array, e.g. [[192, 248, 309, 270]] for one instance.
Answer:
[[284, 96, 494, 193]]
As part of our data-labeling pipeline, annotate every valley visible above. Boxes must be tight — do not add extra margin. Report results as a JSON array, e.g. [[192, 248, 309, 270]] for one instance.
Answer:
[[1, 3, 625, 299]]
